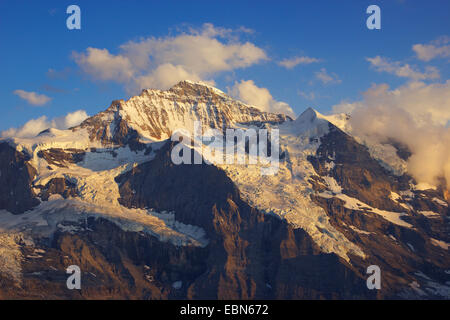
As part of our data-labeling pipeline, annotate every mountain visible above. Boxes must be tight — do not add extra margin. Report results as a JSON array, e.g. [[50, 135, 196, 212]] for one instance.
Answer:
[[0, 81, 448, 299], [78, 80, 289, 147]]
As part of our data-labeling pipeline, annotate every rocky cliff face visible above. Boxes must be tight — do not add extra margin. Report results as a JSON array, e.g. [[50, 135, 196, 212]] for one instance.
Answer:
[[0, 81, 448, 299], [115, 142, 374, 299]]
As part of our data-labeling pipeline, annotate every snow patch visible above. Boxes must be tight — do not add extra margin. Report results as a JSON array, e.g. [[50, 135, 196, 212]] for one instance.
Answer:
[[430, 238, 449, 250]]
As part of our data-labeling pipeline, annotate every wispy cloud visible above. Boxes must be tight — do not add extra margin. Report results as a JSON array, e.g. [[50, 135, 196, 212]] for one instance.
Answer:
[[13, 90, 52, 106], [412, 36, 450, 62], [1, 110, 89, 138], [73, 23, 268, 93], [278, 56, 320, 69], [314, 68, 341, 84], [367, 56, 440, 80], [229, 80, 295, 118]]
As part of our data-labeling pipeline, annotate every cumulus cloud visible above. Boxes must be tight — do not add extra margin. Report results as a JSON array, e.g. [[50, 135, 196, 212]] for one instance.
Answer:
[[13, 90, 52, 106], [73, 23, 268, 93], [73, 48, 135, 83], [413, 36, 450, 62], [367, 56, 440, 80], [332, 81, 450, 189], [278, 56, 320, 69], [315, 68, 341, 84], [229, 80, 295, 118], [1, 110, 89, 139]]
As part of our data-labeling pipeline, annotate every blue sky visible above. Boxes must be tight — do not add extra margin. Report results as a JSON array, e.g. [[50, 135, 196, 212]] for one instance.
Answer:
[[1, 0, 449, 132]]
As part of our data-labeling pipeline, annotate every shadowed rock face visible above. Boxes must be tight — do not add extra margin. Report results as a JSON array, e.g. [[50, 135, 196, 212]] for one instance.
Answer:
[[77, 103, 149, 152], [0, 143, 39, 214], [1, 134, 447, 299], [37, 148, 86, 168], [38, 178, 78, 201], [114, 142, 374, 299], [0, 141, 372, 300]]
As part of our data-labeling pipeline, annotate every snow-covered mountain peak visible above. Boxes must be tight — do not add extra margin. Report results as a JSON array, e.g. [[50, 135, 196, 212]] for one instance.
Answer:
[[76, 81, 291, 145], [137, 80, 229, 102]]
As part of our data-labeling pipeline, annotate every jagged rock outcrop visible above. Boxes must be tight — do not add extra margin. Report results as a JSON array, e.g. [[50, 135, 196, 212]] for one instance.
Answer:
[[308, 123, 410, 211], [0, 143, 39, 214]]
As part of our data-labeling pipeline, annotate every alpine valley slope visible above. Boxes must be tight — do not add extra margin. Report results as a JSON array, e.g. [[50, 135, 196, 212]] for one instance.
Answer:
[[0, 80, 448, 299]]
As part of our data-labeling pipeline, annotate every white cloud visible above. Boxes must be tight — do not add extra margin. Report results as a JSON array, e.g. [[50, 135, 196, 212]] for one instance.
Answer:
[[278, 56, 320, 69], [73, 23, 268, 93], [413, 36, 450, 62], [367, 56, 440, 80], [229, 80, 295, 118], [331, 101, 357, 114], [13, 90, 52, 106], [297, 90, 317, 101], [315, 68, 341, 84], [1, 110, 89, 138], [331, 80, 450, 189]]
